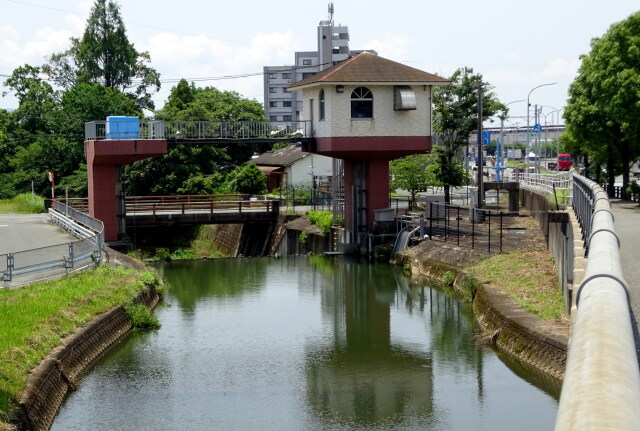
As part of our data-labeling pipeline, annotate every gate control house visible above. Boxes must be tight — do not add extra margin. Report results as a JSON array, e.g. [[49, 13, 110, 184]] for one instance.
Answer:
[[288, 52, 449, 250]]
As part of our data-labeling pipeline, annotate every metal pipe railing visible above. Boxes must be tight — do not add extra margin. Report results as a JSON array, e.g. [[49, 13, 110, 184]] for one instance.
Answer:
[[85, 120, 312, 140], [554, 174, 640, 430]]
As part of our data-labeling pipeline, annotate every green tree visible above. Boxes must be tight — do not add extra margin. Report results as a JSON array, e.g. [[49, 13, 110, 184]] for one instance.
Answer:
[[564, 11, 640, 196], [54, 82, 140, 144], [125, 82, 267, 196], [390, 154, 441, 204], [433, 69, 503, 203], [3, 65, 57, 134], [44, 0, 160, 110], [223, 164, 267, 195]]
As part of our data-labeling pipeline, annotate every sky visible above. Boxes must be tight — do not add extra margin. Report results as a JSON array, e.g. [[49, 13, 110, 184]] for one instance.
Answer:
[[0, 0, 638, 127]]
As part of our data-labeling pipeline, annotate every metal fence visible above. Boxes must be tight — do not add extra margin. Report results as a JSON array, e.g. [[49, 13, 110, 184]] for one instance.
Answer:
[[426, 202, 504, 253], [85, 120, 312, 141], [601, 183, 639, 203], [1, 201, 104, 288], [555, 173, 640, 430]]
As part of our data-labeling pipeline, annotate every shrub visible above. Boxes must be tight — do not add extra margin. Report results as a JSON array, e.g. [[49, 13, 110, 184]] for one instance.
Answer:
[[0, 193, 44, 214], [308, 210, 333, 234], [124, 304, 161, 330], [442, 271, 455, 286], [154, 247, 171, 261], [460, 273, 479, 298], [298, 231, 308, 243], [626, 181, 640, 201]]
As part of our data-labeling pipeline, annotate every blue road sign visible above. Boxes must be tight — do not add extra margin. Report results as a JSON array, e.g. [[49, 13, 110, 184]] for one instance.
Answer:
[[533, 123, 542, 133], [482, 130, 491, 145]]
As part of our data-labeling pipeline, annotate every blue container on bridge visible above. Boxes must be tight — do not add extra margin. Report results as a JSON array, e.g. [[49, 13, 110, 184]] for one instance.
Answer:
[[106, 116, 140, 139]]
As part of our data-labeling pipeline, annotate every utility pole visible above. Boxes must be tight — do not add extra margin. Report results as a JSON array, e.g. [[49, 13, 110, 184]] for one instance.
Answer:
[[476, 83, 484, 209]]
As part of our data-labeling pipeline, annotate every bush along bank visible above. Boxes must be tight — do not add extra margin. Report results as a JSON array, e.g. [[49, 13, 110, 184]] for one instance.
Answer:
[[395, 240, 569, 391], [0, 265, 162, 431]]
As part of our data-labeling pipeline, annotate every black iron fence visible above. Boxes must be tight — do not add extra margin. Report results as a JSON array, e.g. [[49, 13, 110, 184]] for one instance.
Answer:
[[426, 202, 504, 253], [601, 183, 639, 202]]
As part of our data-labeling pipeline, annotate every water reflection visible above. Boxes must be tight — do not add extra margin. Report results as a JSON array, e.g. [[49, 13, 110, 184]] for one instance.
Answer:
[[157, 258, 268, 311], [51, 256, 557, 431], [305, 257, 434, 427]]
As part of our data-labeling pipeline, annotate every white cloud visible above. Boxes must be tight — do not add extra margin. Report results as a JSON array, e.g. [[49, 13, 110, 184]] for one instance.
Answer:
[[542, 57, 581, 78], [143, 30, 301, 105], [0, 25, 73, 72], [361, 34, 412, 61]]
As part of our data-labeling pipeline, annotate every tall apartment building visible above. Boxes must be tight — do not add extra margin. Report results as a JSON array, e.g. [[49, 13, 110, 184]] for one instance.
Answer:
[[263, 10, 371, 122]]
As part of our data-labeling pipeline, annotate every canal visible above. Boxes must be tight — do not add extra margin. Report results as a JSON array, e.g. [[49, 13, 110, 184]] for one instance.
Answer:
[[51, 256, 558, 430]]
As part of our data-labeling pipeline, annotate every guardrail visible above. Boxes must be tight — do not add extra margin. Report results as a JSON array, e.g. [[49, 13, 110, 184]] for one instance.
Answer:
[[85, 120, 312, 141], [554, 174, 640, 430], [508, 171, 573, 205], [0, 201, 103, 288]]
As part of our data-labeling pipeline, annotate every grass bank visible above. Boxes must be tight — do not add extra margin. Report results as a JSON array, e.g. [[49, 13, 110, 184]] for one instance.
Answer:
[[471, 247, 566, 320], [0, 194, 44, 214], [0, 265, 158, 420]]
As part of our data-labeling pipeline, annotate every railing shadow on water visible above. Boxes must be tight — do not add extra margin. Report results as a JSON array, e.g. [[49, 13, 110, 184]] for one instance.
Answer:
[[0, 201, 104, 288]]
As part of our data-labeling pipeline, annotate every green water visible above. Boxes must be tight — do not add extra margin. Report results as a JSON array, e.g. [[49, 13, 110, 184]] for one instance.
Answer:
[[51, 256, 558, 430]]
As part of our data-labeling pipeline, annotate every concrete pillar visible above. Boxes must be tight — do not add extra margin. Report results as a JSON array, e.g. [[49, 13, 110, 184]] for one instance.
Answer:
[[508, 189, 519, 212], [88, 163, 120, 241], [85, 139, 167, 243]]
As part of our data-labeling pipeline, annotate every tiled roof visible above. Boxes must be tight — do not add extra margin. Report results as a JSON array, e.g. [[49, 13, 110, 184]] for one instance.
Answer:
[[289, 52, 449, 89], [248, 144, 309, 167]]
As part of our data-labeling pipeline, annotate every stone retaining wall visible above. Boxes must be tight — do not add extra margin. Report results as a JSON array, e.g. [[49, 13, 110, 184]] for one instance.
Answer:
[[472, 283, 567, 385], [12, 286, 159, 431]]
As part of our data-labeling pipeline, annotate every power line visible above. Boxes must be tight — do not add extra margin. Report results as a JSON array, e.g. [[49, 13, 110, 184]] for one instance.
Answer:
[[0, 0, 294, 54]]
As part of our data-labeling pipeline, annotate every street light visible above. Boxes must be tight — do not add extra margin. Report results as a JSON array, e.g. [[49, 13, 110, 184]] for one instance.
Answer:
[[543, 108, 563, 161], [526, 82, 557, 173], [497, 99, 525, 181]]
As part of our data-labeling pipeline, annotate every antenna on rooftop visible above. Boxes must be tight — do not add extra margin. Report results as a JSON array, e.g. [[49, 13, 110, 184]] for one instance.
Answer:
[[328, 2, 334, 24]]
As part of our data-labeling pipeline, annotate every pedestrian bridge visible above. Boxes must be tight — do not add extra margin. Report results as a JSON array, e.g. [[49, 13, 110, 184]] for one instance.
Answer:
[[85, 119, 314, 144], [65, 194, 280, 227]]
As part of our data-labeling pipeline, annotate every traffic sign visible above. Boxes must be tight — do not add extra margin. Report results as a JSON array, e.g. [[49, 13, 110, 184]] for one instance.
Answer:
[[482, 130, 491, 145], [533, 123, 542, 133]]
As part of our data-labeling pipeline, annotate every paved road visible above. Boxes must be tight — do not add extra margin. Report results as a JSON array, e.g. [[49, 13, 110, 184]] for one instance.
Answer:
[[609, 199, 640, 352], [0, 213, 76, 256]]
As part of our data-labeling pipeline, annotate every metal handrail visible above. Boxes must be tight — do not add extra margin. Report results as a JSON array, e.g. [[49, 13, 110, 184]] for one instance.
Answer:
[[85, 120, 312, 141], [554, 174, 640, 430], [510, 170, 573, 204]]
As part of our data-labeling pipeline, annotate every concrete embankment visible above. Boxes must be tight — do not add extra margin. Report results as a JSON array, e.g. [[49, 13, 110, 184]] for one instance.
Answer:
[[397, 239, 568, 387], [10, 248, 160, 431]]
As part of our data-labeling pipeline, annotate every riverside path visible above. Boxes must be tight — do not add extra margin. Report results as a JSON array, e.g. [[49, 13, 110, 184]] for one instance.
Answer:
[[0, 213, 76, 256], [609, 198, 640, 357]]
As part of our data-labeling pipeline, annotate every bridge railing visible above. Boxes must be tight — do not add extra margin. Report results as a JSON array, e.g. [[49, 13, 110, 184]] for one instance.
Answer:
[[554, 174, 640, 430], [85, 120, 312, 141], [125, 194, 279, 216], [1, 201, 103, 288], [508, 170, 573, 205]]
